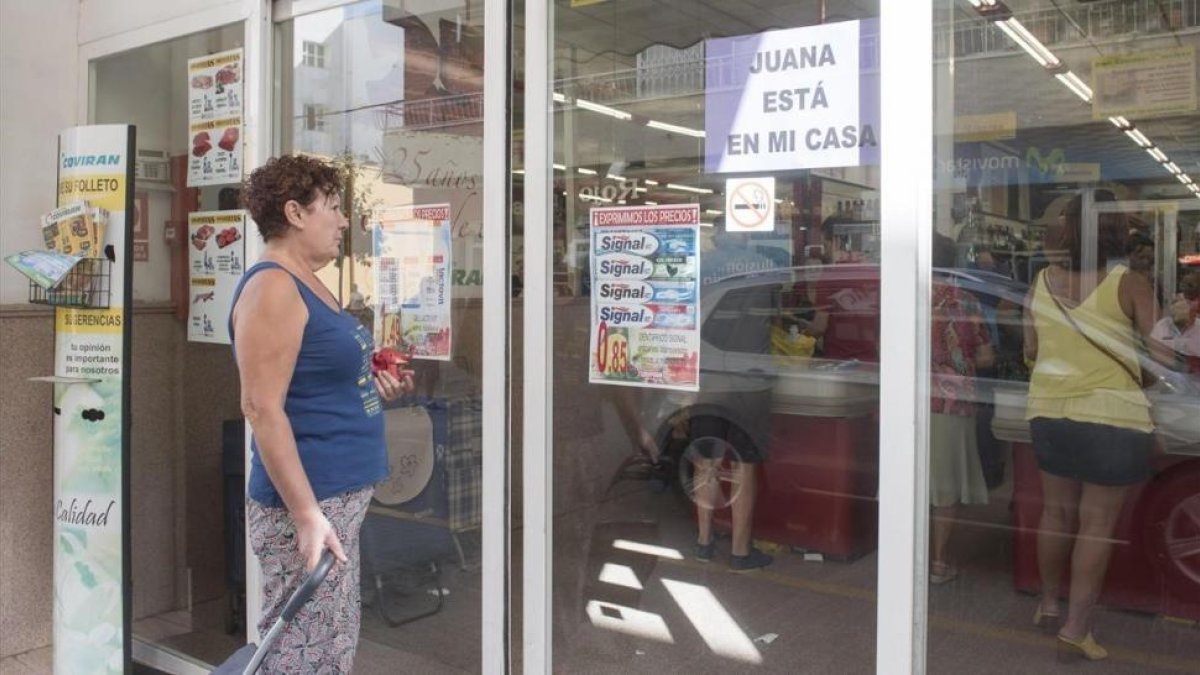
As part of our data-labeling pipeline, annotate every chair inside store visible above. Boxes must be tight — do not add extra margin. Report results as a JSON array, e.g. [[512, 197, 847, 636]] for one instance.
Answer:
[[360, 400, 459, 627]]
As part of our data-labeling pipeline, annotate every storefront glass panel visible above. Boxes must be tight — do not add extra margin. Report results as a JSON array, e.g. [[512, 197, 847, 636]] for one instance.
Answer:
[[89, 23, 251, 669], [545, 2, 885, 670], [926, 1, 1200, 671], [277, 1, 488, 671]]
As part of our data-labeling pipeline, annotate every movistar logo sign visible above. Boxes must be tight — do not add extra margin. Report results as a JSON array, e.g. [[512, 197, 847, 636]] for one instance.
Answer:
[[62, 154, 121, 169], [1026, 147, 1066, 175]]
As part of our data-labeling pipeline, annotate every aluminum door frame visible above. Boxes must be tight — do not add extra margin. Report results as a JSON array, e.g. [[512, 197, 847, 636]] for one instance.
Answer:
[[271, 0, 514, 672], [82, 0, 513, 670]]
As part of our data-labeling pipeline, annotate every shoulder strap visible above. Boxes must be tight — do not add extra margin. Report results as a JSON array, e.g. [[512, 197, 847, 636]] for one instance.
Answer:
[[1040, 269, 1142, 385]]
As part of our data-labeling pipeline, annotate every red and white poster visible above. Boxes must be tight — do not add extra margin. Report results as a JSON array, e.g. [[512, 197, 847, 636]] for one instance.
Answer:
[[589, 205, 701, 391], [187, 48, 243, 187]]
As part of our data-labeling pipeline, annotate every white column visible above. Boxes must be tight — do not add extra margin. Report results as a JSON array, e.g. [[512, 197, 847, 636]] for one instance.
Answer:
[[523, 0, 553, 672], [877, 1, 933, 673], [481, 0, 511, 671]]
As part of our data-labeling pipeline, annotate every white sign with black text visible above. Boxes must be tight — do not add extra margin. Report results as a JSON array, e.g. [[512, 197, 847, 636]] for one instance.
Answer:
[[705, 20, 880, 174]]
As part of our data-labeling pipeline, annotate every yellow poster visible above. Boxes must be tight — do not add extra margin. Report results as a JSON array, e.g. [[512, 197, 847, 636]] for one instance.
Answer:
[[1093, 47, 1197, 120]]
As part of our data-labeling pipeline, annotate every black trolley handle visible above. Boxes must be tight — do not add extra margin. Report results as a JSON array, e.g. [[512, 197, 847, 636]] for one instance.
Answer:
[[243, 550, 337, 675], [281, 550, 337, 622]]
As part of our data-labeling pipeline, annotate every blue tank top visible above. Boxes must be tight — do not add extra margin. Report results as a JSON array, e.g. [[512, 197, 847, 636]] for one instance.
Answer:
[[229, 261, 387, 507]]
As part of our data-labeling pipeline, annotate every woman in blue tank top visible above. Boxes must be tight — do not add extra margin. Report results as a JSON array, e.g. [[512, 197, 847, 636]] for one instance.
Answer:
[[231, 155, 411, 672]]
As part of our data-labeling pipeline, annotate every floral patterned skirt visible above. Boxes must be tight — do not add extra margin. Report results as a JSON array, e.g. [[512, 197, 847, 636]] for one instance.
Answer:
[[247, 486, 373, 673]]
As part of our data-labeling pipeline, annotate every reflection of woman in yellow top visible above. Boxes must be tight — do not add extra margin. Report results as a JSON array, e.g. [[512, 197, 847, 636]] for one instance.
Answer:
[[1022, 194, 1172, 661]]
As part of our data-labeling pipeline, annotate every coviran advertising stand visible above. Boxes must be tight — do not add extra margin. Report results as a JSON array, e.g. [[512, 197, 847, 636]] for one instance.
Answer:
[[32, 125, 135, 674]]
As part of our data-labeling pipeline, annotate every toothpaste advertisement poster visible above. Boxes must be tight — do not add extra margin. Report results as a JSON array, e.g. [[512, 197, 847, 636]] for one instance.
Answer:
[[372, 204, 453, 361], [187, 210, 245, 344], [590, 205, 701, 391], [187, 47, 243, 187]]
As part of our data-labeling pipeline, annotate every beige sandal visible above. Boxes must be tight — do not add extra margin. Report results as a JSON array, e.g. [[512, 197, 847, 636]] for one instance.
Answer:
[[930, 561, 959, 585]]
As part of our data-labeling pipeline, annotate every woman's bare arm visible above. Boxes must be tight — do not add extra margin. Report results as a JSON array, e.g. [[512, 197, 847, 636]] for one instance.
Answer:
[[1022, 284, 1038, 364], [1120, 271, 1176, 367], [234, 269, 346, 569]]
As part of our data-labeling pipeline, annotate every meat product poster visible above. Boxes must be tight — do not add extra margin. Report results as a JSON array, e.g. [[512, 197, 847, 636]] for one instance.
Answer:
[[187, 48, 243, 187], [589, 205, 701, 391], [372, 205, 453, 361], [187, 210, 245, 344]]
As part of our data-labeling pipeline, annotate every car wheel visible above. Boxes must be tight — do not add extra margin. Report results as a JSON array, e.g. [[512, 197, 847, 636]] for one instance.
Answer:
[[1146, 465, 1200, 600], [671, 416, 749, 511]]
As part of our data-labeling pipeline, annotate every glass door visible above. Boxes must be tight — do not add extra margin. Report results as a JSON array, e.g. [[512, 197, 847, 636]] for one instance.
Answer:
[[273, 0, 508, 671], [525, 2, 889, 671], [88, 20, 254, 672], [925, 1, 1200, 672]]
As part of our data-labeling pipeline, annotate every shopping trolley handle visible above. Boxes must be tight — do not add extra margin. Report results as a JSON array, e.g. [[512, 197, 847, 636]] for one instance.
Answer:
[[280, 550, 336, 623]]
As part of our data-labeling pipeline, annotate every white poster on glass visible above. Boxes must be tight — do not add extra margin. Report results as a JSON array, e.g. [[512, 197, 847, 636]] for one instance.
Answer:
[[187, 210, 246, 343], [705, 20, 880, 174], [187, 48, 243, 187], [589, 205, 701, 391], [373, 204, 453, 361]]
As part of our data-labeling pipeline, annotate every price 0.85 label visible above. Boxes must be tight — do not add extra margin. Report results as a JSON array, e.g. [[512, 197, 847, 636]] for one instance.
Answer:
[[595, 322, 629, 376]]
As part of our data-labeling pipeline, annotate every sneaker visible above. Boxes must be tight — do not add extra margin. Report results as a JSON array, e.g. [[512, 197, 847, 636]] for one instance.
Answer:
[[695, 541, 715, 562], [730, 547, 773, 572]]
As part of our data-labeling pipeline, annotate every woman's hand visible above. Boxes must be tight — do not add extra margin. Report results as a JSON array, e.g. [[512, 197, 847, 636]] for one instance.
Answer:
[[294, 509, 347, 572], [374, 369, 414, 401]]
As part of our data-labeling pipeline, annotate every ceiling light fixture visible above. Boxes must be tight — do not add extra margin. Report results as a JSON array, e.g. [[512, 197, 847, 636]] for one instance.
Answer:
[[1147, 147, 1169, 163], [577, 167, 598, 175], [1124, 128, 1152, 148], [1108, 116, 1131, 129], [575, 98, 632, 121], [646, 120, 706, 138], [667, 183, 714, 195], [997, 18, 1061, 68], [1054, 71, 1093, 102]]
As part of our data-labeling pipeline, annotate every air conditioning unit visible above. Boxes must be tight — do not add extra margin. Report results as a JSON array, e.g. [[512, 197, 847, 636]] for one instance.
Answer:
[[135, 148, 170, 183]]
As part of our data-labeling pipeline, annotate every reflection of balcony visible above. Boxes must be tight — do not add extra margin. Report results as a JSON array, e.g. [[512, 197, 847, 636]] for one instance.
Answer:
[[937, 0, 1200, 61], [558, 67, 694, 107], [374, 91, 484, 131]]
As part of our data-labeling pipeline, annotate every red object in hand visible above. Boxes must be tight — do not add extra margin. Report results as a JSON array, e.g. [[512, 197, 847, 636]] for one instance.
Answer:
[[371, 347, 411, 381]]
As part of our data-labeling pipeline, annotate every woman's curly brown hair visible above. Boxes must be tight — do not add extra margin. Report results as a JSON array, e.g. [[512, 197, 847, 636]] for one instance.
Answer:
[[241, 155, 343, 241]]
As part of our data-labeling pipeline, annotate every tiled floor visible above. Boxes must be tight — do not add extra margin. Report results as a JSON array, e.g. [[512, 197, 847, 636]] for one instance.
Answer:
[[9, 478, 1200, 673]]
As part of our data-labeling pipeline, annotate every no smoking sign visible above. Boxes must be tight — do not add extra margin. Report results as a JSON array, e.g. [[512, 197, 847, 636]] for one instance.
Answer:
[[724, 177, 775, 232]]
